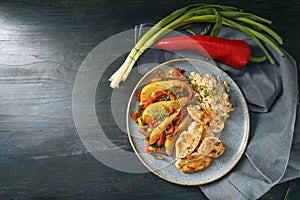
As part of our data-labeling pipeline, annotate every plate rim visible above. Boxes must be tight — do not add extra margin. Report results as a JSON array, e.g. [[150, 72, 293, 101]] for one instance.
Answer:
[[126, 58, 250, 186]]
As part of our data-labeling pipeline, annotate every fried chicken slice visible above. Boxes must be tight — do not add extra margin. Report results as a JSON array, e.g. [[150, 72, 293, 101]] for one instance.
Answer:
[[175, 152, 212, 173], [197, 136, 225, 158]]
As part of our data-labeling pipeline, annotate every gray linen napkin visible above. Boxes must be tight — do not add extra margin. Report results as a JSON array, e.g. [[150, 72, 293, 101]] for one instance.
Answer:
[[135, 24, 300, 199]]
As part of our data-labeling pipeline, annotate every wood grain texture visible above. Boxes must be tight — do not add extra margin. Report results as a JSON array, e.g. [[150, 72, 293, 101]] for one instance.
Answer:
[[0, 0, 299, 199]]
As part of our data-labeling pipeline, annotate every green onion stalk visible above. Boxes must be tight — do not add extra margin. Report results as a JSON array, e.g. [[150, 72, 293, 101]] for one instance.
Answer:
[[109, 4, 284, 88]]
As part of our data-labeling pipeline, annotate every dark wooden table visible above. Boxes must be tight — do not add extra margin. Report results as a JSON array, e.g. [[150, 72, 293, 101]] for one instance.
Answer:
[[1, 0, 299, 199]]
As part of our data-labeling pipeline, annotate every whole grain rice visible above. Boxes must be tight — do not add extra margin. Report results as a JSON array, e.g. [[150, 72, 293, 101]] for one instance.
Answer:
[[189, 71, 234, 120]]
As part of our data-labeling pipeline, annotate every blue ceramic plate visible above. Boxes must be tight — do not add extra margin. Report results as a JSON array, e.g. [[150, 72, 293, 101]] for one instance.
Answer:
[[127, 58, 250, 185]]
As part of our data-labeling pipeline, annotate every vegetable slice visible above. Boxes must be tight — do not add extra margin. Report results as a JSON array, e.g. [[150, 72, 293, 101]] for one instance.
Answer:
[[142, 97, 189, 123], [109, 4, 284, 88], [154, 35, 252, 69], [149, 109, 180, 144], [139, 80, 184, 104]]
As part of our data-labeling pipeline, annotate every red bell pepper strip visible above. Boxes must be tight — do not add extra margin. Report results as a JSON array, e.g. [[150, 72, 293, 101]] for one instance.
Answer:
[[145, 140, 152, 153], [155, 149, 166, 155], [172, 68, 185, 80], [131, 112, 137, 121], [153, 91, 166, 100], [152, 120, 161, 128], [154, 35, 252, 69], [146, 117, 153, 128], [139, 129, 149, 136], [155, 73, 165, 79], [143, 97, 153, 108], [167, 123, 175, 134], [157, 134, 165, 147], [166, 135, 172, 142], [176, 110, 182, 121], [168, 106, 175, 115], [137, 91, 141, 102], [168, 92, 176, 100]]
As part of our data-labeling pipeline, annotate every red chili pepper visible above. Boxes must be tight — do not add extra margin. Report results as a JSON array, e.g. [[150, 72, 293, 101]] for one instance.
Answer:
[[154, 35, 251, 69]]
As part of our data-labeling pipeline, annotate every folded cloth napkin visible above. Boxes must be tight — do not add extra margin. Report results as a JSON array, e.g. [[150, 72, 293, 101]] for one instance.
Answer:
[[135, 24, 300, 199]]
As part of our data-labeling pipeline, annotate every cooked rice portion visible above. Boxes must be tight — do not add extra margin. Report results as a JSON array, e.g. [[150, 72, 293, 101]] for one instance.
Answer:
[[189, 72, 233, 119]]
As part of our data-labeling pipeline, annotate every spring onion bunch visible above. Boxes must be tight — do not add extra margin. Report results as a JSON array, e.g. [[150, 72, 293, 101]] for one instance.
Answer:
[[109, 4, 284, 88]]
